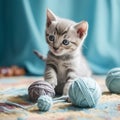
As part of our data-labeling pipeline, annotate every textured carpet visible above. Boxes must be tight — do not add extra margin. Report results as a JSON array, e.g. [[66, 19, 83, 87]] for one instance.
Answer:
[[0, 76, 120, 120]]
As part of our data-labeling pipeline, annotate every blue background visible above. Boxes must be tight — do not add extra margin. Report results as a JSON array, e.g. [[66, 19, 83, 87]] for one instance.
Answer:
[[0, 0, 120, 75]]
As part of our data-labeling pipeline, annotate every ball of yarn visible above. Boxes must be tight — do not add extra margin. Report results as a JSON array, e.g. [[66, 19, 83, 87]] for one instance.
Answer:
[[69, 77, 101, 108], [37, 95, 53, 111], [28, 80, 55, 102], [106, 67, 120, 93]]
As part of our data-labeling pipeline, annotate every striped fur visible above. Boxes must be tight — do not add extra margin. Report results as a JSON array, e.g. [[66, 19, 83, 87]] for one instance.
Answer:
[[40, 9, 91, 95]]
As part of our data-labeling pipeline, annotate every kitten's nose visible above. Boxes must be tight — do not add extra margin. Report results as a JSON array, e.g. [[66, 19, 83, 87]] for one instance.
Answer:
[[53, 47, 59, 50]]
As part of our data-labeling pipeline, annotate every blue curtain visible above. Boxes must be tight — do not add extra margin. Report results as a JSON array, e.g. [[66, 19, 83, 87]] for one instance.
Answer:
[[0, 0, 120, 75]]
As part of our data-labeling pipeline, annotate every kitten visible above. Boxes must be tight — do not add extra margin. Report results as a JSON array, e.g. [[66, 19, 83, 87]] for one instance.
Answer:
[[34, 9, 91, 96]]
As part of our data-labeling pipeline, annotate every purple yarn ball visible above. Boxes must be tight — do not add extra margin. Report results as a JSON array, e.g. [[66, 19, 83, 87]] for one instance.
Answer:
[[28, 80, 55, 102]]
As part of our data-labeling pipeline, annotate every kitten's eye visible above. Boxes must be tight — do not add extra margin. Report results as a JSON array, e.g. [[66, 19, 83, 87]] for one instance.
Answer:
[[62, 39, 69, 45], [49, 35, 55, 41]]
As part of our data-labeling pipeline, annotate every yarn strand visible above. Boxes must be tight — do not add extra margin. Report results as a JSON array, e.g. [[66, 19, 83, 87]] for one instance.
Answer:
[[0, 105, 28, 120], [1, 95, 68, 112], [53, 95, 68, 101], [5, 101, 27, 110]]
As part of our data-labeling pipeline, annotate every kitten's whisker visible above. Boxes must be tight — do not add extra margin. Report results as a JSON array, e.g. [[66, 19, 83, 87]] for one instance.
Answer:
[[82, 44, 88, 49]]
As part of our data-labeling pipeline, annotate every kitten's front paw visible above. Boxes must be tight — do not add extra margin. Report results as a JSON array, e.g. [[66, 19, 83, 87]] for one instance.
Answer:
[[51, 83, 56, 89], [63, 81, 72, 96], [45, 79, 57, 89], [63, 87, 69, 96]]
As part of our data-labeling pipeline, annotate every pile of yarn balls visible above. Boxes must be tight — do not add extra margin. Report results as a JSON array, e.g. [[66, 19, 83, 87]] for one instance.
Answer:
[[106, 67, 120, 93], [28, 77, 102, 111]]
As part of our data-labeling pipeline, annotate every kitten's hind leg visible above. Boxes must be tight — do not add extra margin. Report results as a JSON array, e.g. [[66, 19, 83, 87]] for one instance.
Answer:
[[44, 64, 57, 89]]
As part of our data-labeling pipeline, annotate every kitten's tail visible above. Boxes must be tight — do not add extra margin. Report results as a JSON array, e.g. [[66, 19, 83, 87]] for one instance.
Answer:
[[33, 50, 47, 62]]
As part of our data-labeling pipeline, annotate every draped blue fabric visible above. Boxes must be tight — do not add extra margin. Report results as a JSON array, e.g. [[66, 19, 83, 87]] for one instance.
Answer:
[[0, 0, 120, 75]]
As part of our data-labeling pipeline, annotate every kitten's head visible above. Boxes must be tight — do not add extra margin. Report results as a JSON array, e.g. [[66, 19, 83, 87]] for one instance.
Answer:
[[46, 9, 88, 56]]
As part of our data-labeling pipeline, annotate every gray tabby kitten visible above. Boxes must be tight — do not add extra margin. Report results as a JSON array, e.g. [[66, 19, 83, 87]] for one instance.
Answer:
[[34, 9, 91, 96]]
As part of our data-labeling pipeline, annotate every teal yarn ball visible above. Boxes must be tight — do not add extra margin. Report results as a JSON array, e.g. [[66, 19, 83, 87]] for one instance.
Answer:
[[69, 77, 101, 108], [37, 95, 53, 111], [106, 67, 120, 93]]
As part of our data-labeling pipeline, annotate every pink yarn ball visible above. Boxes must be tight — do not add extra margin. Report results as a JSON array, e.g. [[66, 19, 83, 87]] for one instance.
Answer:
[[28, 80, 55, 102]]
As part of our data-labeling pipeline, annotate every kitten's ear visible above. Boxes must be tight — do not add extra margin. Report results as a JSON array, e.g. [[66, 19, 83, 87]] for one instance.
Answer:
[[74, 21, 88, 39], [47, 9, 57, 27]]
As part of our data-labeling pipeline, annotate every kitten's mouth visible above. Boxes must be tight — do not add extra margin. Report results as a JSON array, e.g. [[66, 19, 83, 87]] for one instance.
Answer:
[[52, 49, 59, 54], [51, 49, 62, 56]]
